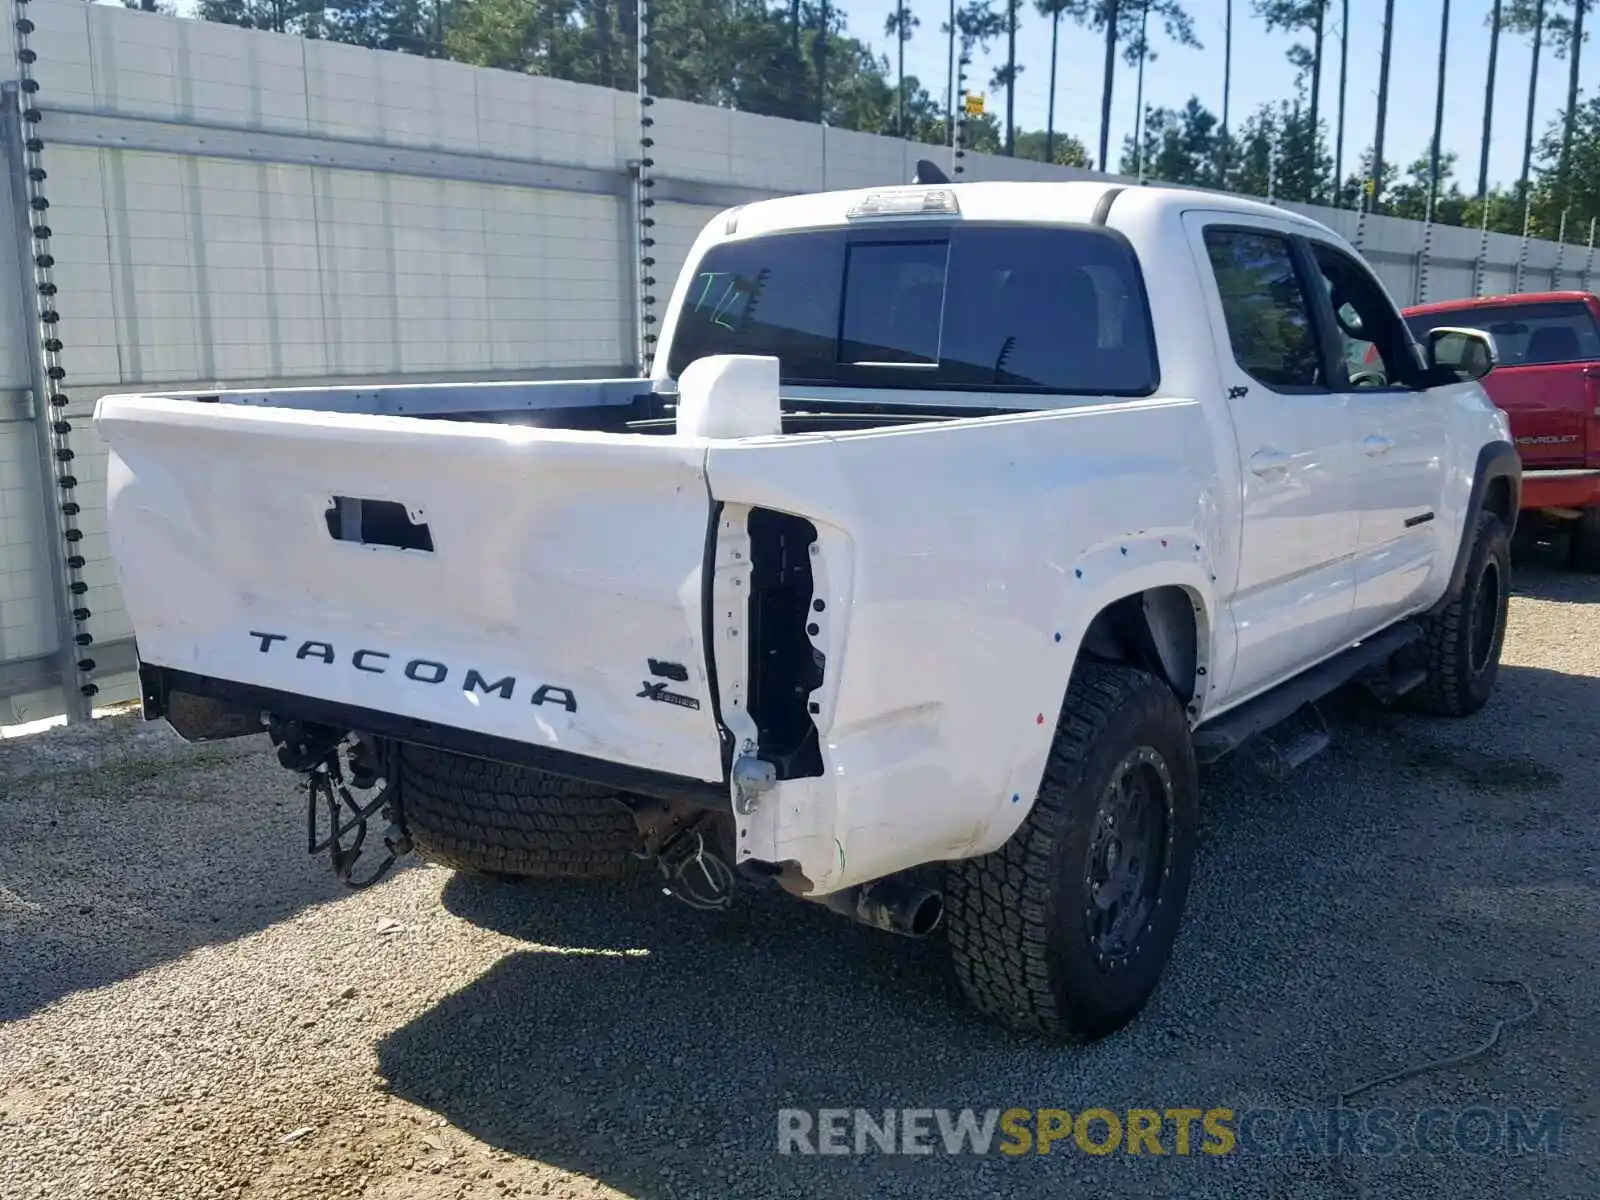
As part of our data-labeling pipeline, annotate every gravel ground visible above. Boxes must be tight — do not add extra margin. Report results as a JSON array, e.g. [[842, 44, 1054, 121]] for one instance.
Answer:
[[2, 552, 1597, 1200]]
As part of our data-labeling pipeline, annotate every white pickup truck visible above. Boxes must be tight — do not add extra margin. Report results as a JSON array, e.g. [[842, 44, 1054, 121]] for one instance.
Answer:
[[96, 177, 1520, 1043]]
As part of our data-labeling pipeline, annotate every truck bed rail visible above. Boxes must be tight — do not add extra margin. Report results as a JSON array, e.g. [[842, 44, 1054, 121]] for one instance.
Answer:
[[134, 376, 665, 419]]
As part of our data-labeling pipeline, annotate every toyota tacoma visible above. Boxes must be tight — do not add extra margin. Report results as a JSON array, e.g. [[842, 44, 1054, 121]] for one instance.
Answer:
[[96, 176, 1520, 1042]]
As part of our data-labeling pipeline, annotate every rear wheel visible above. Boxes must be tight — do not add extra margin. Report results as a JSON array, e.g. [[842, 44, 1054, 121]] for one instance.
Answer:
[[1405, 508, 1511, 717], [399, 745, 647, 880], [1570, 508, 1600, 573], [944, 664, 1199, 1042]]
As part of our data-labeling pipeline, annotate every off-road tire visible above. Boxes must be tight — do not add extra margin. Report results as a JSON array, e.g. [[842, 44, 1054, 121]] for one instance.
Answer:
[[1570, 509, 1600, 574], [944, 664, 1199, 1042], [1405, 508, 1512, 717], [399, 745, 647, 880]]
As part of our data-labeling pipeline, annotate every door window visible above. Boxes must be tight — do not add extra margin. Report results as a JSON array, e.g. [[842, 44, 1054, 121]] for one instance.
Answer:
[[1306, 242, 1415, 390], [1202, 229, 1324, 391]]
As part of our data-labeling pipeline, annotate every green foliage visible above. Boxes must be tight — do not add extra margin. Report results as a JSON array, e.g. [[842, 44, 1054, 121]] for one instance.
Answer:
[[1528, 93, 1600, 237], [1120, 97, 1221, 185], [1384, 152, 1465, 223], [952, 0, 1006, 59], [1505, 0, 1591, 57], [1060, 0, 1202, 63], [159, 0, 1600, 246], [1014, 127, 1091, 166], [1119, 97, 1330, 202], [194, 0, 329, 37], [1253, 0, 1322, 91]]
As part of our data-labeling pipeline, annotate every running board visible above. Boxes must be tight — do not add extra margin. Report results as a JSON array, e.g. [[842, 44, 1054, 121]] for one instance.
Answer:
[[1358, 663, 1428, 706], [1193, 622, 1422, 764], [1247, 703, 1332, 779]]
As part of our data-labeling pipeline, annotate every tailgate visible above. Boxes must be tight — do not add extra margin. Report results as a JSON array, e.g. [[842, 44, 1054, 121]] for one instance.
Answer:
[[96, 396, 726, 784]]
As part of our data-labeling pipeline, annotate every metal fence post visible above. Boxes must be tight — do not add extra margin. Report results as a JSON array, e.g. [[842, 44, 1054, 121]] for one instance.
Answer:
[[1583, 218, 1596, 295], [1, 82, 90, 723], [1514, 196, 1532, 292], [1552, 208, 1569, 290], [632, 0, 657, 377], [952, 49, 968, 178], [1415, 218, 1434, 304], [1472, 202, 1490, 296], [1266, 126, 1277, 205]]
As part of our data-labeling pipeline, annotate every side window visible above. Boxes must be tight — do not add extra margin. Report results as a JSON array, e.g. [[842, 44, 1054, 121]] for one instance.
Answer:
[[1202, 229, 1324, 390], [1306, 242, 1414, 389]]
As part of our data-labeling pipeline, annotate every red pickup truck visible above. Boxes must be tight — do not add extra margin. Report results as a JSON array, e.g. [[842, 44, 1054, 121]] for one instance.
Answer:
[[1402, 291, 1600, 571]]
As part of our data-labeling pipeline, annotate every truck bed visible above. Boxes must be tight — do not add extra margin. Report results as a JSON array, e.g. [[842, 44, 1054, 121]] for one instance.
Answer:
[[160, 375, 668, 426], [150, 376, 993, 433]]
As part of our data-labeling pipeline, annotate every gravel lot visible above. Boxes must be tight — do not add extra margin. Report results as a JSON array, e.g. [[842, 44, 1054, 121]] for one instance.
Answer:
[[2, 552, 1597, 1200]]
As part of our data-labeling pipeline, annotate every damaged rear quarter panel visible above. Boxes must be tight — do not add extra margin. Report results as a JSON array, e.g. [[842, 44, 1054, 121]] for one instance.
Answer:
[[707, 399, 1224, 894]]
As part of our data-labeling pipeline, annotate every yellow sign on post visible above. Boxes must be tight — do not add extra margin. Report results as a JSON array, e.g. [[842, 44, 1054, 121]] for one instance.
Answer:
[[963, 92, 985, 117]]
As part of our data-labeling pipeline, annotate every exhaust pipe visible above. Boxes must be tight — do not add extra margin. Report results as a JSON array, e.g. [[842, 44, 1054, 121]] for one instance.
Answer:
[[815, 877, 944, 938]]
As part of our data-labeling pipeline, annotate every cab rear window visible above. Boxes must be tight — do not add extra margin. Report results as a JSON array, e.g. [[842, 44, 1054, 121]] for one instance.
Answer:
[[1404, 300, 1600, 366], [666, 224, 1159, 396]]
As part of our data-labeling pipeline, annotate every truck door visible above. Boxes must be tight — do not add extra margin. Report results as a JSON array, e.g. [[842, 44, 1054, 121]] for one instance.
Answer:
[[1182, 212, 1360, 703], [1302, 236, 1450, 632]]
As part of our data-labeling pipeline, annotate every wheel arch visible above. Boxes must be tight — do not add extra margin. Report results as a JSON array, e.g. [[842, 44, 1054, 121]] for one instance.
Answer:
[[1077, 585, 1208, 712], [1438, 440, 1521, 613], [969, 574, 1217, 863]]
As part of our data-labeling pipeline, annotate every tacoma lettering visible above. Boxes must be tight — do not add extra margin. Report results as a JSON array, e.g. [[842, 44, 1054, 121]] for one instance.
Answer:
[[464, 669, 515, 699], [405, 658, 448, 684], [248, 630, 577, 712]]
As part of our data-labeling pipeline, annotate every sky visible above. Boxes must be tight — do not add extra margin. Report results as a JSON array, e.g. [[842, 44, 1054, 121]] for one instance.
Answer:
[[842, 0, 1597, 191]]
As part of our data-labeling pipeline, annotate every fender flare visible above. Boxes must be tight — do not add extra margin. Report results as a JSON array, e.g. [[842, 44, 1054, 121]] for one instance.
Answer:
[[1436, 439, 1520, 612]]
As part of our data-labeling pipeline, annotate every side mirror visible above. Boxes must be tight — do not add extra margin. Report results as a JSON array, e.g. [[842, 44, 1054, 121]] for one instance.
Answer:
[[1426, 326, 1498, 382]]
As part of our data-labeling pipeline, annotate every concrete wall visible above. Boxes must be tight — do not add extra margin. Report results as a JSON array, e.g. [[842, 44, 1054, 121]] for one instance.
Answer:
[[1, 0, 1593, 723]]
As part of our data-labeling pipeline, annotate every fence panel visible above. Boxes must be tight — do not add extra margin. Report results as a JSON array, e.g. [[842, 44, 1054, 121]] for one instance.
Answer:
[[2, 0, 1593, 723]]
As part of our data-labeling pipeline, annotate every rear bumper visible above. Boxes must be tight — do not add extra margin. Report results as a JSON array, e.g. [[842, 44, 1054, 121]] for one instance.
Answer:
[[140, 663, 731, 812], [1521, 468, 1600, 512]]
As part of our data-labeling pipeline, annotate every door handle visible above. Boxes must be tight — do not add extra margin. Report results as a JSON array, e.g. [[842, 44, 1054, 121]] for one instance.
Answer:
[[1363, 434, 1394, 456], [1250, 449, 1292, 477]]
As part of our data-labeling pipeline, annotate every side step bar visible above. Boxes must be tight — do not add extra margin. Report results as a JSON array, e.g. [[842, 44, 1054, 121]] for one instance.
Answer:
[[1248, 703, 1332, 780], [1193, 622, 1422, 765]]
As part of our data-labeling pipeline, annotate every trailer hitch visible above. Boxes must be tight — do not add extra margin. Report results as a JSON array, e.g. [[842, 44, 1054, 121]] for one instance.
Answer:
[[650, 826, 735, 911], [627, 797, 735, 911], [272, 721, 410, 889]]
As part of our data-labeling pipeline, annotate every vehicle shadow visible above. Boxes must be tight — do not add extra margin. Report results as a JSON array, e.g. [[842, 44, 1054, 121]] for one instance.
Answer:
[[379, 875, 1020, 1194], [1510, 534, 1600, 603], [0, 717, 346, 1023], [374, 663, 1597, 1199]]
